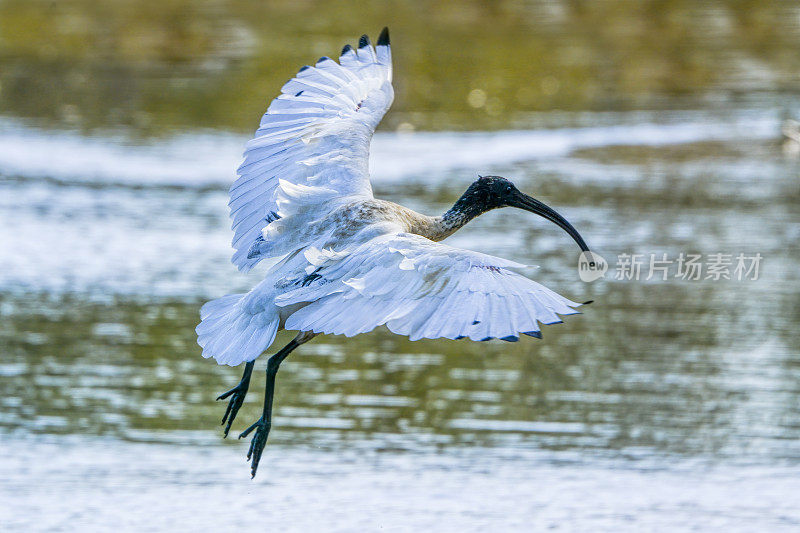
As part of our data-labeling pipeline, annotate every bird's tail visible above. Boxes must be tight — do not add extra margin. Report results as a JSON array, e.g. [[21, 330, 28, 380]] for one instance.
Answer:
[[196, 293, 279, 366]]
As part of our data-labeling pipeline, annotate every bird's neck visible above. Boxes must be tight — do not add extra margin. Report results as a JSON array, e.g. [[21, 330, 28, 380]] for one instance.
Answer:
[[424, 193, 486, 241]]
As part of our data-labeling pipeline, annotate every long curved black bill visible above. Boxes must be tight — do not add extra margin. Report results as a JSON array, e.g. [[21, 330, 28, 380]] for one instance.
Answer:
[[512, 192, 591, 254]]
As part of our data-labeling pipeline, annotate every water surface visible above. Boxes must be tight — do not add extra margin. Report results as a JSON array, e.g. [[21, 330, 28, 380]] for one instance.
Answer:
[[2, 110, 799, 530], [1, 2, 799, 531]]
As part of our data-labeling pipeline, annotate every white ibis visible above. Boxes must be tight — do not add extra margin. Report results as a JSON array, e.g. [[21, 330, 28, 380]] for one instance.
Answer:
[[196, 28, 592, 477]]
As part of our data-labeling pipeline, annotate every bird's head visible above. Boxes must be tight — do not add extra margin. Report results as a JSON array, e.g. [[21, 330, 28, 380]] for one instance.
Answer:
[[460, 175, 591, 254]]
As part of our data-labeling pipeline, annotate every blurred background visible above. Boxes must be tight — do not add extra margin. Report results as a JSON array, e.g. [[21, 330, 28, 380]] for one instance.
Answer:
[[1, 1, 799, 531]]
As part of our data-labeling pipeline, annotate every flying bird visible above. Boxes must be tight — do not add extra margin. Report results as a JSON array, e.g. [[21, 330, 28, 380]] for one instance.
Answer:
[[197, 28, 592, 477]]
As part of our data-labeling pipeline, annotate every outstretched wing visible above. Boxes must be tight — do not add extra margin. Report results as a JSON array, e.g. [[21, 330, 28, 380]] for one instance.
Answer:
[[275, 233, 583, 342], [229, 29, 394, 271]]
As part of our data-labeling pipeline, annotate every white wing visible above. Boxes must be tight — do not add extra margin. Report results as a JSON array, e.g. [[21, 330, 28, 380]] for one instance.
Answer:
[[275, 233, 583, 342], [229, 30, 394, 271]]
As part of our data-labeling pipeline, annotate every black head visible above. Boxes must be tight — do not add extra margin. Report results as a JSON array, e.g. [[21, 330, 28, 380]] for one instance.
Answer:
[[457, 175, 591, 254], [463, 175, 522, 210]]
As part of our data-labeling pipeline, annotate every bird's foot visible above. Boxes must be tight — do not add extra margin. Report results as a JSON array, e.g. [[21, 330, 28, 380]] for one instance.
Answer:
[[239, 417, 272, 478], [216, 381, 250, 438]]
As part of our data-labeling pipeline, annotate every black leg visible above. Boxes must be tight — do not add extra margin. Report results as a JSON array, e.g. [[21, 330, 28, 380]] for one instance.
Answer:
[[239, 331, 316, 478], [217, 360, 254, 438]]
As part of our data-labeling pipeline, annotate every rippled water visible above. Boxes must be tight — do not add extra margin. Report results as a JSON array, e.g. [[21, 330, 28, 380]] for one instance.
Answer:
[[2, 108, 799, 530], [2, 1, 800, 530]]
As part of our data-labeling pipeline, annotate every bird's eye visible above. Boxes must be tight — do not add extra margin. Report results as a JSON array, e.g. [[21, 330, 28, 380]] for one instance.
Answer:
[[504, 185, 513, 193]]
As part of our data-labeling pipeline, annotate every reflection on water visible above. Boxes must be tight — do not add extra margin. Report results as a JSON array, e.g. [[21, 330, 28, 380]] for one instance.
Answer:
[[2, 284, 799, 464], [1, 113, 798, 530], [1, 124, 798, 466], [1, 1, 800, 529], [1, 1, 799, 133], [4, 433, 800, 532]]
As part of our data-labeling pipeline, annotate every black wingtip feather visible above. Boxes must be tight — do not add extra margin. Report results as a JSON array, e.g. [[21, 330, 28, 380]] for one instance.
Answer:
[[341, 44, 353, 56], [582, 300, 594, 305], [377, 27, 390, 46], [359, 34, 370, 48], [298, 65, 310, 72]]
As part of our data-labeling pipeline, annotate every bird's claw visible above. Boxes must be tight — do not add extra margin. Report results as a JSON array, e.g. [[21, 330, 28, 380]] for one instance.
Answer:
[[217, 382, 249, 438], [239, 417, 271, 478]]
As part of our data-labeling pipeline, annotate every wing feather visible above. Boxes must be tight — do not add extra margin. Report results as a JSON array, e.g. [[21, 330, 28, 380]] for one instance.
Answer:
[[229, 29, 394, 272], [277, 233, 583, 342]]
